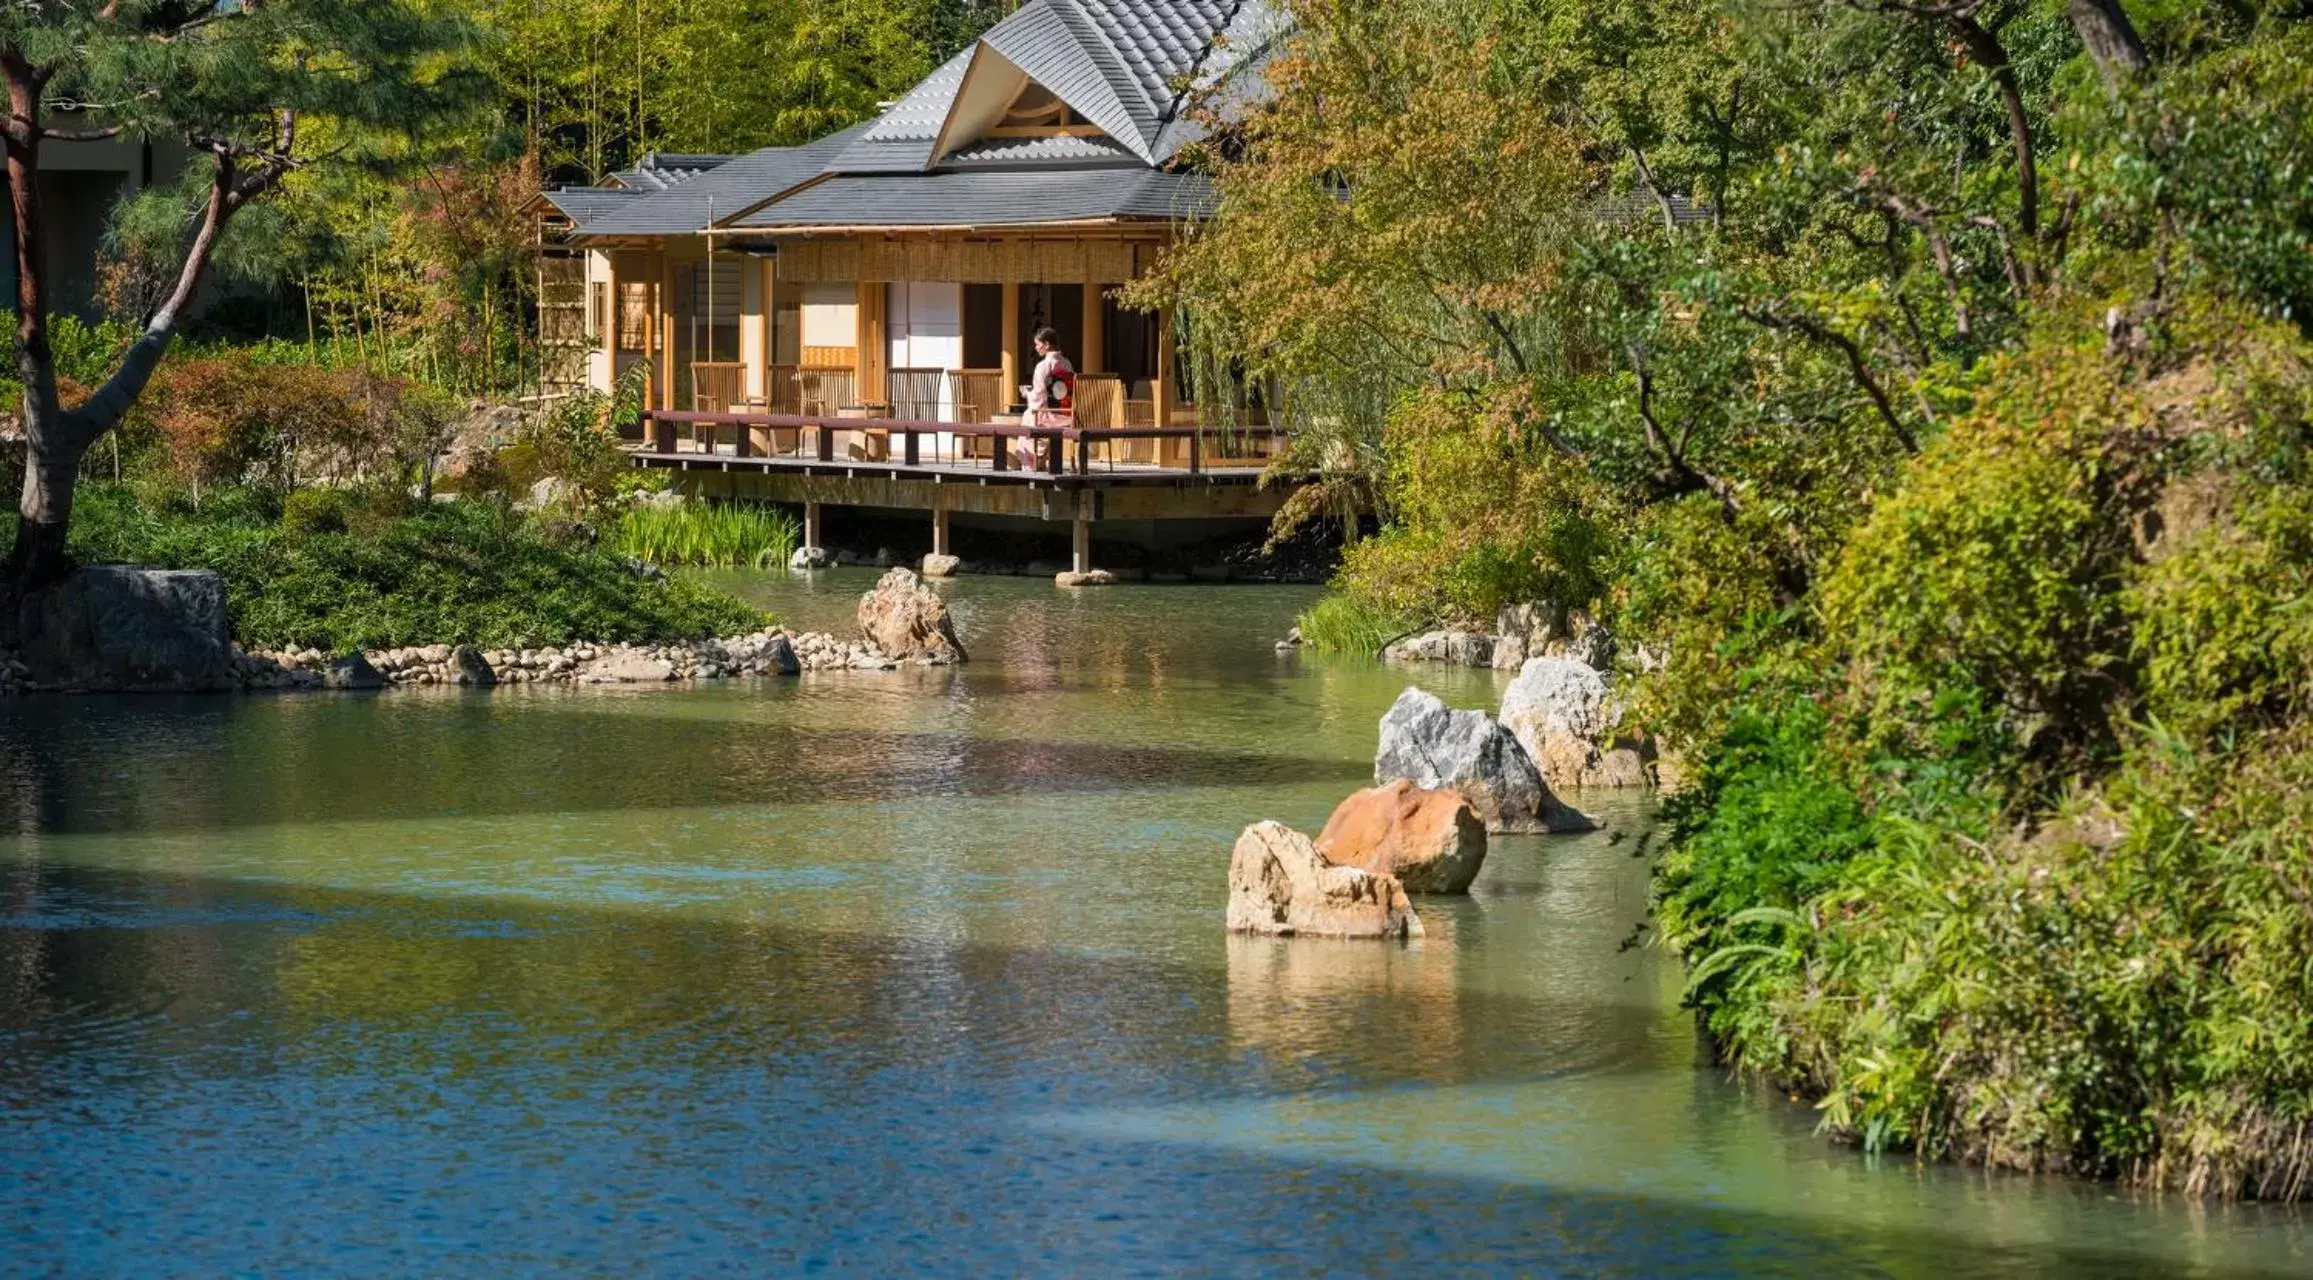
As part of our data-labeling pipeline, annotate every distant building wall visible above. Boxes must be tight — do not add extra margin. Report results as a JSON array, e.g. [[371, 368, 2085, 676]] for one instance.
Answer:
[[0, 128, 190, 319]]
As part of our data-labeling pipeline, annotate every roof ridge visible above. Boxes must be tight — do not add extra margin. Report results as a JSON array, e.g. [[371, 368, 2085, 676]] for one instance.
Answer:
[[1157, 0, 1250, 131], [1050, 0, 1152, 120]]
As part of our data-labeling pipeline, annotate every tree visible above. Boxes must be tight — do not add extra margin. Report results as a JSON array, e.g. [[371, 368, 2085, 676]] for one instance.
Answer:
[[1, 0, 483, 617]]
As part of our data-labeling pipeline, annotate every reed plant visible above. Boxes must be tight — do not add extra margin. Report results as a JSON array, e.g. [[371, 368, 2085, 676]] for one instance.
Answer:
[[1295, 592, 1414, 655], [605, 500, 801, 569]]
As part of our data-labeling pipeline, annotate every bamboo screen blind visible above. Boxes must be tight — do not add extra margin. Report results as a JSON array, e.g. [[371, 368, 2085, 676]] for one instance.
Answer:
[[772, 237, 1155, 286]]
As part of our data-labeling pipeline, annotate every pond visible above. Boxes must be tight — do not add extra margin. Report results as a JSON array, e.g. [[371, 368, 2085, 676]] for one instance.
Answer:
[[0, 568, 2305, 1276]]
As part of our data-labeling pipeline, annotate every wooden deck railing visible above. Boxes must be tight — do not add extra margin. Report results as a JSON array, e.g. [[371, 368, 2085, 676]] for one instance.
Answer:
[[638, 410, 1284, 478]]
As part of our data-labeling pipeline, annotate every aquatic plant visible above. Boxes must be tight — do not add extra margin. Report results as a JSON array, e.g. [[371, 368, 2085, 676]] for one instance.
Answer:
[[1294, 592, 1414, 655], [604, 501, 801, 570]]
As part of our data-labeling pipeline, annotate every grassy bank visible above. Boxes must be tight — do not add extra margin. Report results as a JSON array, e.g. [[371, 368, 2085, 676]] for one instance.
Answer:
[[9, 485, 767, 652]]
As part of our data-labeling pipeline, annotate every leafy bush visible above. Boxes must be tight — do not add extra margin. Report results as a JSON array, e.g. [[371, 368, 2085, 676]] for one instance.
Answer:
[[604, 501, 799, 569], [279, 487, 351, 536], [32, 485, 766, 651], [1331, 386, 1618, 627]]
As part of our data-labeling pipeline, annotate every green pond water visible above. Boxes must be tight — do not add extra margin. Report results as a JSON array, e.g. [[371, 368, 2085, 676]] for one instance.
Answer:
[[0, 568, 2307, 1276]]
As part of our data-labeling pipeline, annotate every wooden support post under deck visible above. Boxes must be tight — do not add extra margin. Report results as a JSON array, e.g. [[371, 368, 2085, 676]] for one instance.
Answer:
[[931, 505, 951, 557], [803, 500, 824, 551], [1071, 515, 1092, 576], [1000, 284, 1022, 415]]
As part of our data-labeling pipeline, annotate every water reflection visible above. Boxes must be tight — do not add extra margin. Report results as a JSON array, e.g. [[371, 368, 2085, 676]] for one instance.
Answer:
[[0, 571, 2306, 1275]]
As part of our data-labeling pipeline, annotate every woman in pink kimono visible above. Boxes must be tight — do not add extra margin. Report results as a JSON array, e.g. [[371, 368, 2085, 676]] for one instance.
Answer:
[[1015, 327, 1076, 469]]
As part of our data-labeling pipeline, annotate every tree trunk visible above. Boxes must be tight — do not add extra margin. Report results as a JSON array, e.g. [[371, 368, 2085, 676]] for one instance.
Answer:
[[3, 53, 67, 629], [4, 424, 86, 605], [2068, 0, 2151, 92]]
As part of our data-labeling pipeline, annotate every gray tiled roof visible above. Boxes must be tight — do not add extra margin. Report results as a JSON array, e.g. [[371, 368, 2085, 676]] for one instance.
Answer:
[[731, 168, 1216, 230], [606, 153, 737, 192], [573, 123, 872, 237], [942, 133, 1142, 167], [555, 2, 1291, 240], [538, 188, 643, 224]]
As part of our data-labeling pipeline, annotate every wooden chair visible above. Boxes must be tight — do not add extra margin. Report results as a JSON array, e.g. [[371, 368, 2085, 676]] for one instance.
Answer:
[[1073, 374, 1124, 467], [948, 369, 1006, 463], [797, 367, 856, 418], [689, 362, 751, 453]]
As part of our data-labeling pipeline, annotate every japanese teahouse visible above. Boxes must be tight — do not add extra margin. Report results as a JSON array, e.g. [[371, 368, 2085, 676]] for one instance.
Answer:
[[535, 0, 1298, 576]]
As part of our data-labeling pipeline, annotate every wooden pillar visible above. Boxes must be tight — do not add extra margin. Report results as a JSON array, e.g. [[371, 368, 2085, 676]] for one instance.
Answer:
[[1082, 274, 1105, 375], [640, 255, 658, 412], [999, 282, 1021, 414], [1154, 306, 1177, 424], [603, 256, 621, 395], [1071, 515, 1092, 575], [855, 279, 887, 410], [803, 500, 823, 551], [931, 504, 951, 557], [656, 251, 677, 412], [1154, 306, 1179, 464]]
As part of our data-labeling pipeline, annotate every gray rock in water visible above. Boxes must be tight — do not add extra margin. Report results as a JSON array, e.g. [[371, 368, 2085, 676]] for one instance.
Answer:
[[17, 566, 233, 691], [451, 644, 496, 687], [1374, 687, 1592, 833], [857, 567, 967, 664], [1054, 569, 1117, 588], [919, 553, 961, 579], [323, 652, 385, 690], [763, 634, 801, 676], [789, 546, 831, 572]]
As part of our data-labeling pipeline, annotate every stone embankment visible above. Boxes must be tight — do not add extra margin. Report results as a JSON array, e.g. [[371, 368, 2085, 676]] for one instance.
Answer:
[[1, 563, 972, 696], [1372, 602, 1620, 671], [207, 629, 913, 692], [0, 631, 903, 694], [1, 630, 928, 694]]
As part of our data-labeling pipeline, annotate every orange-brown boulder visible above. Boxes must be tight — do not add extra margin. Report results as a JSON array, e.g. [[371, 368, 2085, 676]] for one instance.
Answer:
[[1315, 780, 1488, 894]]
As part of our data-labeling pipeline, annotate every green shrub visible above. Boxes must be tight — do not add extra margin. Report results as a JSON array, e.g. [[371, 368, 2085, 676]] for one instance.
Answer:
[[1295, 592, 1414, 655], [39, 484, 766, 651], [279, 488, 350, 537]]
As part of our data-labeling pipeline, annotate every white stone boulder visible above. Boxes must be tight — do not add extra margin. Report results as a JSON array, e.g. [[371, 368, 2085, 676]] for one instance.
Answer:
[[588, 653, 676, 683], [1499, 657, 1655, 790], [1374, 687, 1592, 833], [1226, 821, 1422, 939]]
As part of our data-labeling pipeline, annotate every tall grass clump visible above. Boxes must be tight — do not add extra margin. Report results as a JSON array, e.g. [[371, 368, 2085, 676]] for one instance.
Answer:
[[1296, 592, 1414, 655], [606, 501, 801, 569]]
